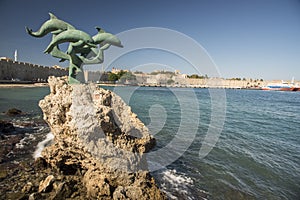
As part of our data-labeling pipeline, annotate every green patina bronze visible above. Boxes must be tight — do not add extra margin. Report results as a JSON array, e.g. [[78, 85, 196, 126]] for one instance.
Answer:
[[26, 13, 123, 84]]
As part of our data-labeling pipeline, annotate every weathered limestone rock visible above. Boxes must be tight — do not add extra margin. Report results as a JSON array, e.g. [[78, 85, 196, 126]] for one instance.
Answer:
[[38, 76, 165, 199], [28, 192, 43, 200], [39, 175, 55, 193]]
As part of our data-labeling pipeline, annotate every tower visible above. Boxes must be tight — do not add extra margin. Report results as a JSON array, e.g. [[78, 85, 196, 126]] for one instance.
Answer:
[[14, 50, 17, 61]]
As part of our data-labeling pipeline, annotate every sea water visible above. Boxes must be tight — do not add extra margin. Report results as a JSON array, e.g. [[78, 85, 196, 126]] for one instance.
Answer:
[[0, 86, 299, 199]]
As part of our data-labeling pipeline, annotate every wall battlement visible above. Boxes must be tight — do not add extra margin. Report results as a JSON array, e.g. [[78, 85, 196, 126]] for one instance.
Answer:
[[0, 60, 68, 82]]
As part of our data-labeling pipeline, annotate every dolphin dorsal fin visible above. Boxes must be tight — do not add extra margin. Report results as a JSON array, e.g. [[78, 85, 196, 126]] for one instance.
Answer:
[[95, 26, 106, 33], [49, 13, 58, 19]]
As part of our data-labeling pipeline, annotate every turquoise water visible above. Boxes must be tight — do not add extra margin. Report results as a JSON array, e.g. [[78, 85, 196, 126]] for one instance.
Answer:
[[0, 86, 299, 199], [0, 87, 49, 119]]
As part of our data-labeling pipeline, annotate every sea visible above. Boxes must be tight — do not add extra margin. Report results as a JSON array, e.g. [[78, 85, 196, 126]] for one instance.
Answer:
[[0, 86, 299, 200]]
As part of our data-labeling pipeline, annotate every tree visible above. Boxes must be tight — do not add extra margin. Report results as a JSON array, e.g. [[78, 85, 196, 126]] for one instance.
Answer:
[[117, 70, 126, 79], [150, 72, 159, 75], [189, 74, 198, 78], [188, 74, 202, 79], [188, 74, 208, 79], [108, 73, 118, 81], [119, 72, 136, 83], [167, 79, 175, 85], [134, 70, 143, 74]]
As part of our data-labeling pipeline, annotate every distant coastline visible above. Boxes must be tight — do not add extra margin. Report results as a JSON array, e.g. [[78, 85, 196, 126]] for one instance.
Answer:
[[1, 79, 299, 91], [0, 81, 48, 88], [1, 59, 299, 90]]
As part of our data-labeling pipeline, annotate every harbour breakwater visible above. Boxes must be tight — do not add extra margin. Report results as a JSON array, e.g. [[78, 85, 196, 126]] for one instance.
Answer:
[[0, 59, 68, 82]]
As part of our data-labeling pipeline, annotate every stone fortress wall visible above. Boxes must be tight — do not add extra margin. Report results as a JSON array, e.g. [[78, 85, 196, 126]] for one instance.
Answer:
[[86, 71, 266, 88], [134, 73, 265, 88], [0, 59, 68, 82]]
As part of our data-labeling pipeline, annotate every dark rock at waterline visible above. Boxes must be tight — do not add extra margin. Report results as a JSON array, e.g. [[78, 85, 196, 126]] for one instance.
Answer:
[[0, 134, 24, 163], [0, 120, 15, 134], [6, 108, 23, 116], [34, 157, 48, 170]]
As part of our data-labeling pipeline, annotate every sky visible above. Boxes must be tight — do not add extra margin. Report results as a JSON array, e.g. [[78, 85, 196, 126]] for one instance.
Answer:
[[0, 0, 299, 80]]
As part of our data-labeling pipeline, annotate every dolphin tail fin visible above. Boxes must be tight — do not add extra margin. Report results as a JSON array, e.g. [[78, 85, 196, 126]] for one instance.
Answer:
[[44, 44, 54, 54], [25, 26, 32, 34], [49, 12, 58, 19], [95, 26, 106, 33]]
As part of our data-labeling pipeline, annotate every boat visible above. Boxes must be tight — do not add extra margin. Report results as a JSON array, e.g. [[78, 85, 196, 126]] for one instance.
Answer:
[[261, 78, 300, 91]]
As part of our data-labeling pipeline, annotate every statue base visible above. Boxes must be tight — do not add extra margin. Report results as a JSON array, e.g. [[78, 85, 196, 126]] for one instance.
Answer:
[[38, 76, 166, 199]]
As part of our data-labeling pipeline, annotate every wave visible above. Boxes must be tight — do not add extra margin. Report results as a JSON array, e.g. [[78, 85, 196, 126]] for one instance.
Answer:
[[15, 133, 36, 149], [153, 168, 207, 200], [33, 132, 54, 159]]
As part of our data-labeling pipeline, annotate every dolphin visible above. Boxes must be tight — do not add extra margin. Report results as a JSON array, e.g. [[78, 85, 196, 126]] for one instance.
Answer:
[[50, 45, 69, 61], [93, 27, 123, 47], [61, 27, 123, 58], [54, 27, 123, 62], [78, 44, 110, 64], [44, 29, 97, 54], [75, 27, 123, 55], [74, 27, 123, 63], [25, 13, 75, 38]]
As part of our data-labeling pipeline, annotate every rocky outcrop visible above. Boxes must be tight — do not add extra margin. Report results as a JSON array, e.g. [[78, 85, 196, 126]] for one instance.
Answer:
[[38, 76, 165, 199], [5, 108, 23, 116]]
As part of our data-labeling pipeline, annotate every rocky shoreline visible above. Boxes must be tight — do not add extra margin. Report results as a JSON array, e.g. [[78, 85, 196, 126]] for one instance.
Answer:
[[1, 76, 166, 199], [0, 116, 50, 200]]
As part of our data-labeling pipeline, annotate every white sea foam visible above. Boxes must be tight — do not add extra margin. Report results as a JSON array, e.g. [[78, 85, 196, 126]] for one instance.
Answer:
[[15, 133, 38, 149], [15, 137, 27, 149], [158, 169, 195, 200], [33, 132, 54, 159]]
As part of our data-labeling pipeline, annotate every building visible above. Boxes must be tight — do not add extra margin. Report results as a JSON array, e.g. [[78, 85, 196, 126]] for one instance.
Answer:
[[0, 57, 13, 61], [111, 67, 129, 74]]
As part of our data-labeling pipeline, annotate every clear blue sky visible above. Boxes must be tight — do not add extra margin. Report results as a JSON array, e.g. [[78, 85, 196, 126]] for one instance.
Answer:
[[0, 0, 299, 80]]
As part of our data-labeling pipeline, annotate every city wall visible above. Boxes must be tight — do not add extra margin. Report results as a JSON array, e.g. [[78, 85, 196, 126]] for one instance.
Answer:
[[0, 60, 68, 82], [135, 74, 265, 88]]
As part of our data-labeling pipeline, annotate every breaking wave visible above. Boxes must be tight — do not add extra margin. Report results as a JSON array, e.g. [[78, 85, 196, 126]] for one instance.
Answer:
[[33, 132, 54, 159]]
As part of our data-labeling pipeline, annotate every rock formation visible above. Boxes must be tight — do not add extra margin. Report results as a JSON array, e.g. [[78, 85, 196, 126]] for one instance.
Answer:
[[38, 76, 166, 199]]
